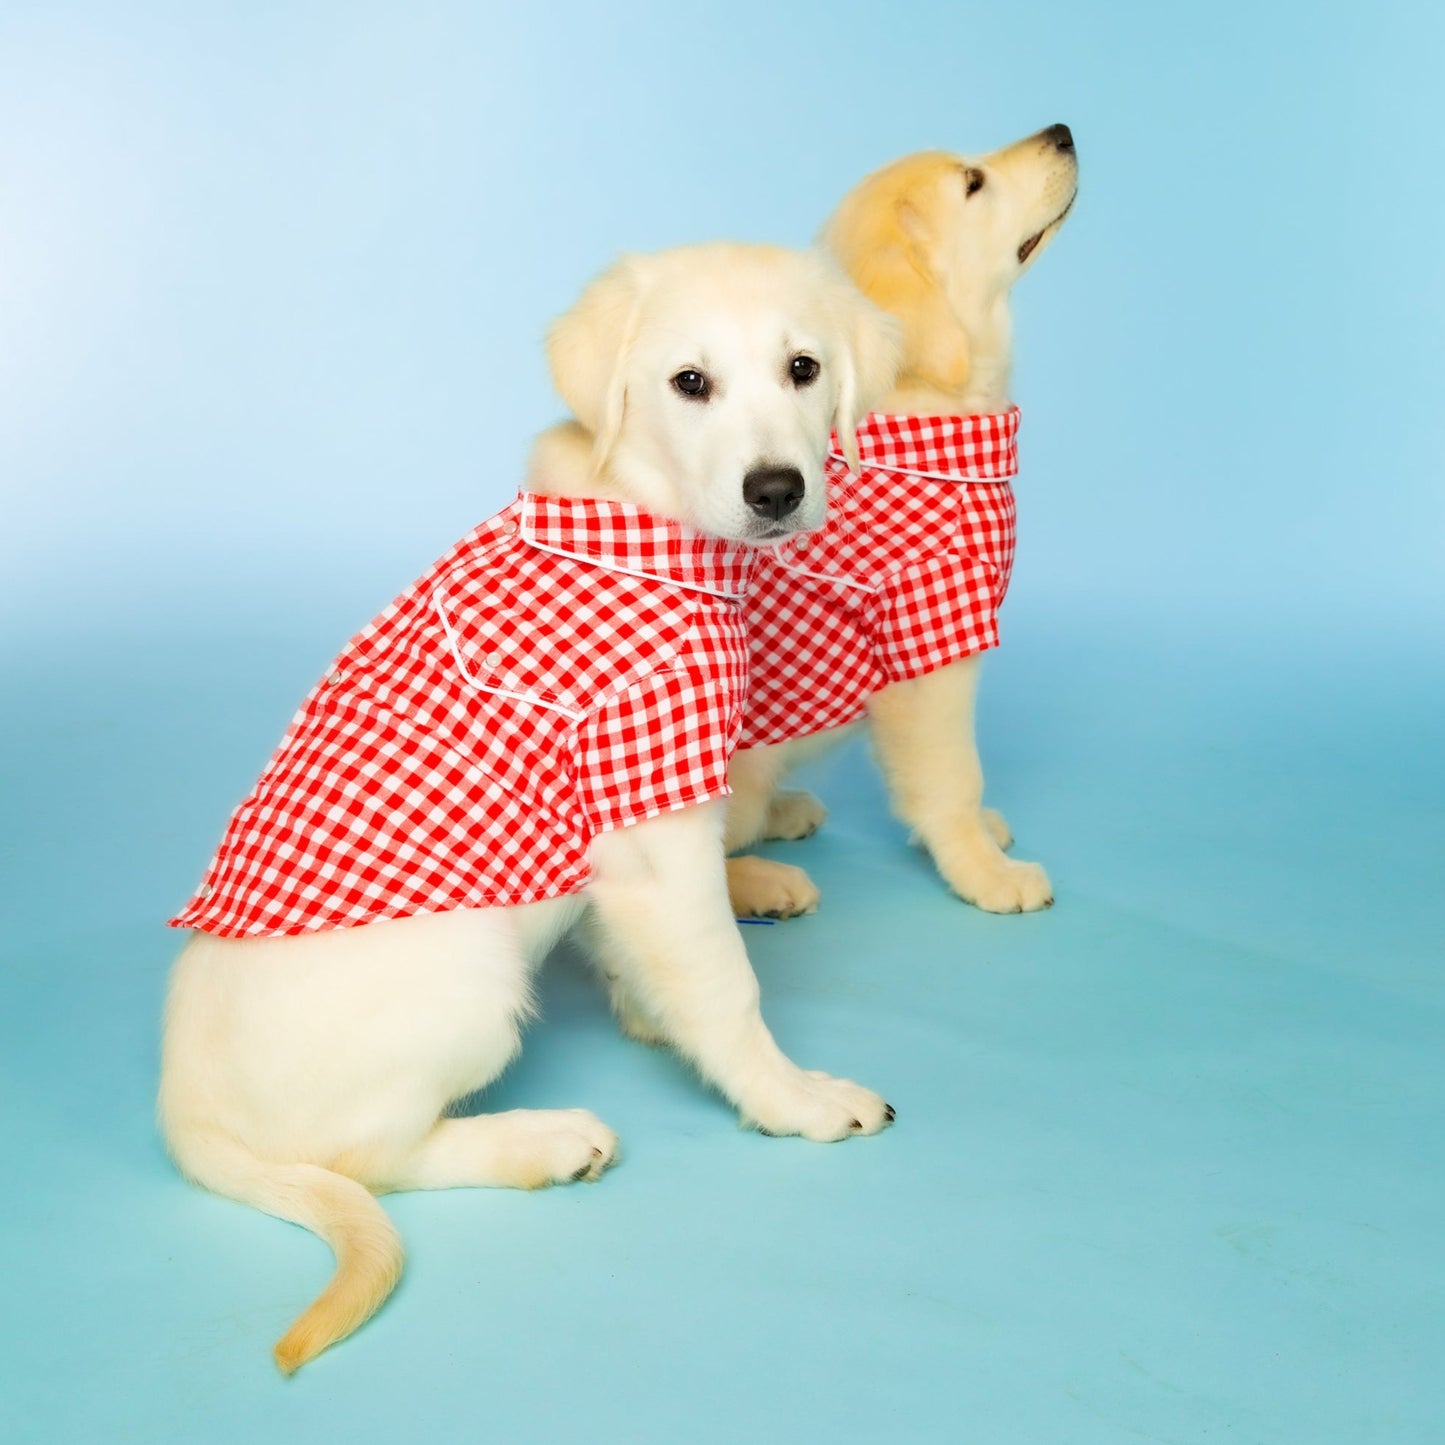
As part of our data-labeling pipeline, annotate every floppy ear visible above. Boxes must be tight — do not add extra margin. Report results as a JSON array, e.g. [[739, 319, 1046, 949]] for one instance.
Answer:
[[824, 157, 973, 408], [829, 272, 903, 472], [546, 256, 647, 475]]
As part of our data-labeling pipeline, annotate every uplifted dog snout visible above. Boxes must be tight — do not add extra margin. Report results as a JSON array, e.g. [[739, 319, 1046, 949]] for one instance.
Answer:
[[742, 466, 804, 521], [1046, 122, 1074, 153]]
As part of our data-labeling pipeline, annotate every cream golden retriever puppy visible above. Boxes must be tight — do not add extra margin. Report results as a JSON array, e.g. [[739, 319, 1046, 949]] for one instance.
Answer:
[[159, 242, 900, 1373], [725, 125, 1079, 919]]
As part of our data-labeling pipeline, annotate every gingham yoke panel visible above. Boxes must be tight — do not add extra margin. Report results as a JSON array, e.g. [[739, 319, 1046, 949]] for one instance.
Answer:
[[171, 493, 755, 937], [741, 410, 1020, 750]]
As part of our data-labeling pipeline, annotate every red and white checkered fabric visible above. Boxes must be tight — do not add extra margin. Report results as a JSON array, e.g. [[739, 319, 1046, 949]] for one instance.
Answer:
[[171, 493, 755, 938], [741, 409, 1020, 749]]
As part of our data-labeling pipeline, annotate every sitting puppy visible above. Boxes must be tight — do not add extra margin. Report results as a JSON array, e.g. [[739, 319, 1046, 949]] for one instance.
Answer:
[[725, 126, 1079, 919], [159, 243, 900, 1373]]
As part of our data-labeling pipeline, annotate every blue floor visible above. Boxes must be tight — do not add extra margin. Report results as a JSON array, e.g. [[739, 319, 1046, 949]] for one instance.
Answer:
[[2, 613, 1441, 1444]]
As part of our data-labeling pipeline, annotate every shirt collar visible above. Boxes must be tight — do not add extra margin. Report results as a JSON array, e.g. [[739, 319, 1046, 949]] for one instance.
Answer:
[[834, 407, 1021, 482], [516, 492, 756, 600]]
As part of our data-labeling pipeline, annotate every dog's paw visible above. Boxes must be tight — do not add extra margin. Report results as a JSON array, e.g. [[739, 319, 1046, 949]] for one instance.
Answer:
[[726, 855, 821, 919], [503, 1109, 620, 1189], [743, 1068, 894, 1142], [948, 855, 1053, 914], [980, 807, 1013, 851], [763, 790, 828, 841]]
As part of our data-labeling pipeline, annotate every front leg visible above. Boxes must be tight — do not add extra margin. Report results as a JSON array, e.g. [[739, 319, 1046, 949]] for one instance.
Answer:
[[722, 743, 789, 852], [867, 655, 1053, 913], [587, 802, 892, 1141], [723, 730, 852, 918], [724, 740, 823, 918], [725, 855, 821, 920]]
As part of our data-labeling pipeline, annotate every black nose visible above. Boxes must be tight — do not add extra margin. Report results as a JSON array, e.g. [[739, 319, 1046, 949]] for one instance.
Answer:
[[1046, 122, 1074, 153], [742, 466, 804, 521]]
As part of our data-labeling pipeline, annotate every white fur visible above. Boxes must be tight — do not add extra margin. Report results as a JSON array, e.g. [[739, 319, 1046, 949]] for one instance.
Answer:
[[726, 129, 1078, 918], [159, 243, 899, 1374], [544, 243, 900, 541]]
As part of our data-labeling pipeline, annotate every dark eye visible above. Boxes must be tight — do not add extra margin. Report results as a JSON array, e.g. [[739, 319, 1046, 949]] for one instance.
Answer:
[[672, 369, 710, 399], [964, 167, 985, 197], [789, 354, 820, 386]]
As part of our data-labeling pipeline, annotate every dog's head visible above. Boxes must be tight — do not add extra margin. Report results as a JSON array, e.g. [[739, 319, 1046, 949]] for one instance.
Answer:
[[824, 126, 1078, 396], [547, 243, 900, 541]]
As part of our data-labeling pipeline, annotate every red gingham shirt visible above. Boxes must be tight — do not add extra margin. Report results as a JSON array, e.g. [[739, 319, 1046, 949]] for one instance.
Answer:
[[171, 493, 755, 938], [741, 409, 1019, 749]]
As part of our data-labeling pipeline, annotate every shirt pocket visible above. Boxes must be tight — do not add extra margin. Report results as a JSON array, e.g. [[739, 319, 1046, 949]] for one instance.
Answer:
[[430, 549, 693, 719]]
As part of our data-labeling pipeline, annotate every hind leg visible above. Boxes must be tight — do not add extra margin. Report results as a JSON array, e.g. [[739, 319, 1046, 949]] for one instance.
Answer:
[[341, 903, 617, 1193], [164, 903, 609, 1192], [375, 1110, 618, 1192]]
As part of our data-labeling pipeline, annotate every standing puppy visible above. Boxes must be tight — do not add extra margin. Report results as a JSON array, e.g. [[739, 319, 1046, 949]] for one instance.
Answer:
[[726, 126, 1079, 918], [160, 243, 900, 1373]]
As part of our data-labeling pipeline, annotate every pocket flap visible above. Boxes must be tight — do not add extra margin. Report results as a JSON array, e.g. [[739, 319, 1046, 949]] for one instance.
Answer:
[[432, 547, 691, 717]]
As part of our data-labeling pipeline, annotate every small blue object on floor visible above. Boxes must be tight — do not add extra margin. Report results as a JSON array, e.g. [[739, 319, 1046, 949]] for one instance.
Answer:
[[1, 619, 1440, 1444]]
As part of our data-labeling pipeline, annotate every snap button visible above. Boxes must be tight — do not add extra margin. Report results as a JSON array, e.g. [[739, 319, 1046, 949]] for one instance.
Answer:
[[328, 671, 344, 686], [198, 883, 212, 897], [500, 521, 518, 537], [482, 652, 501, 670]]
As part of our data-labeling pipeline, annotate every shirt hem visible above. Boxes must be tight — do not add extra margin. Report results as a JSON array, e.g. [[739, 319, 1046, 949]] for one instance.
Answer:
[[587, 781, 733, 836], [167, 870, 588, 940], [739, 635, 1001, 750]]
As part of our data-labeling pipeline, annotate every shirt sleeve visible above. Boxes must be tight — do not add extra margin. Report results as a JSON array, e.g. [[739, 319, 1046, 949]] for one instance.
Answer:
[[862, 545, 1003, 684], [572, 648, 740, 835]]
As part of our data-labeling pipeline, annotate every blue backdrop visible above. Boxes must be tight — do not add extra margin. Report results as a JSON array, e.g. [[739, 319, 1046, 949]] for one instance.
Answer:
[[2, 3, 1441, 1442]]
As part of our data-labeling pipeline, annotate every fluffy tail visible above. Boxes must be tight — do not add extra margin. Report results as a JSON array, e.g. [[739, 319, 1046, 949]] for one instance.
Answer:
[[171, 1129, 404, 1374]]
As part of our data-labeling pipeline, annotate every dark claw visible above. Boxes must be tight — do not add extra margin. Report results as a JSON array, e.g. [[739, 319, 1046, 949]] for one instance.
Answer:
[[571, 1147, 607, 1182], [884, 1104, 896, 1123], [849, 1118, 862, 1131]]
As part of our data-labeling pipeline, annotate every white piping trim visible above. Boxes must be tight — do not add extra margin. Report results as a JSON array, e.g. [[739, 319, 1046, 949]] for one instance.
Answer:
[[431, 586, 586, 721], [766, 557, 880, 594], [830, 451, 1017, 486]]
